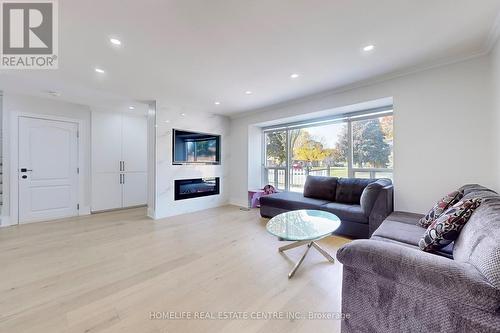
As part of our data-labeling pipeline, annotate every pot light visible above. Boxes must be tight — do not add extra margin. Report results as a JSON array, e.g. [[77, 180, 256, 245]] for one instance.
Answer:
[[363, 44, 375, 52], [95, 67, 105, 74], [128, 106, 135, 110], [110, 38, 121, 46], [164, 120, 170, 123], [214, 101, 221, 105], [47, 91, 60, 97], [290, 73, 300, 79], [180, 113, 186, 116], [245, 91, 253, 95]]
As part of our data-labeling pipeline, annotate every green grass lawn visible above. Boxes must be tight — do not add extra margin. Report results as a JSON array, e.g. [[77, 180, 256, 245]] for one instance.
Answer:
[[330, 167, 348, 177]]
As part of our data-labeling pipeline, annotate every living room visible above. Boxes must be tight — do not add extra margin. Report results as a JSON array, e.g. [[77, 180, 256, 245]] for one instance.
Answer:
[[0, 1, 499, 332]]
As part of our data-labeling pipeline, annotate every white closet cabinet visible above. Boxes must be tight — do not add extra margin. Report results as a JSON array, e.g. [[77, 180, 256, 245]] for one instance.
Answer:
[[91, 112, 147, 212]]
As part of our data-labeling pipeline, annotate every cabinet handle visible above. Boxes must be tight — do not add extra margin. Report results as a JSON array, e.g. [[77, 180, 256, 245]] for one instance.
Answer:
[[119, 161, 124, 171], [119, 174, 123, 184], [122, 161, 125, 172], [122, 174, 125, 184]]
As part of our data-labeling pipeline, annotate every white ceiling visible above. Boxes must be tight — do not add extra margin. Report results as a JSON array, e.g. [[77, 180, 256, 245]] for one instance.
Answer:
[[1, 0, 499, 116]]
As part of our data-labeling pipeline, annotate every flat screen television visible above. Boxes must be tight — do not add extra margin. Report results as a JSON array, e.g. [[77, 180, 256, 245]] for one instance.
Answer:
[[172, 129, 221, 165]]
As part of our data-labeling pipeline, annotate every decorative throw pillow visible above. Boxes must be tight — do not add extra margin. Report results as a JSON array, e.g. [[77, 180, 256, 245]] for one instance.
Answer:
[[263, 184, 277, 195], [418, 190, 464, 228], [419, 198, 481, 252]]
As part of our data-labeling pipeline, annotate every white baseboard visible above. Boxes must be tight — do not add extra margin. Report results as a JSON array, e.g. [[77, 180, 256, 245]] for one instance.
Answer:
[[0, 215, 12, 227], [79, 206, 91, 216], [147, 207, 158, 220], [229, 199, 249, 208]]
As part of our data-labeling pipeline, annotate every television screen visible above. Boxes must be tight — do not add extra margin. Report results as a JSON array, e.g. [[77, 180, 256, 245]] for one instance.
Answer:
[[173, 129, 221, 164]]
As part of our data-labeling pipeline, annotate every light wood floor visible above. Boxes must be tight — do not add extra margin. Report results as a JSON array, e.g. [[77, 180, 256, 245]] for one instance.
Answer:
[[0, 206, 351, 333]]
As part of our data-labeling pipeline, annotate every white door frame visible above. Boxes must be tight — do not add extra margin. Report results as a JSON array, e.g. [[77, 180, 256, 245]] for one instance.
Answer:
[[10, 112, 86, 224]]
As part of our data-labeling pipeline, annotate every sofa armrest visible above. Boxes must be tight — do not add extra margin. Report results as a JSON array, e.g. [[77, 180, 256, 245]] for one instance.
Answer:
[[337, 239, 500, 311], [367, 185, 393, 236]]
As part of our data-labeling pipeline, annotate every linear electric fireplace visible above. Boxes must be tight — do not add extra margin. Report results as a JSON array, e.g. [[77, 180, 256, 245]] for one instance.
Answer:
[[174, 177, 220, 201]]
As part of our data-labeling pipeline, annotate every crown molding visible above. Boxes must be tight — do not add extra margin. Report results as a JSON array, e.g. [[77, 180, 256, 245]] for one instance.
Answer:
[[230, 50, 487, 120]]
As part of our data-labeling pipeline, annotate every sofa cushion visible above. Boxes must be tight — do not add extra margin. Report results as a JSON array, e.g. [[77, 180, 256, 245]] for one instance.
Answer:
[[385, 211, 424, 225], [320, 202, 367, 224], [372, 219, 425, 246], [459, 184, 497, 196], [371, 212, 454, 258], [303, 176, 337, 201], [360, 179, 392, 216], [419, 198, 482, 252], [335, 178, 376, 204], [418, 190, 464, 228], [454, 189, 500, 290], [259, 191, 329, 211]]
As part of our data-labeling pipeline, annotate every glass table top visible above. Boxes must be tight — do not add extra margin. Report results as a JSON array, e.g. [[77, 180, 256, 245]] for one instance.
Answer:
[[266, 210, 341, 241]]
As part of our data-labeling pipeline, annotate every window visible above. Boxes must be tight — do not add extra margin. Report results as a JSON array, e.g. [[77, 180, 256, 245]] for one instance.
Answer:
[[289, 122, 348, 192], [263, 109, 393, 191], [264, 130, 287, 190]]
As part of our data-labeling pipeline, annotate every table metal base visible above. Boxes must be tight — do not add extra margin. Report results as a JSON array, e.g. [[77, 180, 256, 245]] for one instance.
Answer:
[[279, 240, 335, 279]]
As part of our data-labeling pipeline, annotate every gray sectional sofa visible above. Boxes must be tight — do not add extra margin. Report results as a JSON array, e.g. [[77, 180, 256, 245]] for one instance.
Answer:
[[260, 176, 394, 238], [337, 184, 500, 333]]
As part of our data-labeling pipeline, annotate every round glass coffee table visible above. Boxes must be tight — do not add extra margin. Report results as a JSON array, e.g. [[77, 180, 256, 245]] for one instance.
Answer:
[[266, 210, 341, 278]]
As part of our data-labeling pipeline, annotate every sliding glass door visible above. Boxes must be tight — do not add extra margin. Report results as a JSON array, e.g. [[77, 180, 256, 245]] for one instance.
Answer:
[[263, 110, 393, 191]]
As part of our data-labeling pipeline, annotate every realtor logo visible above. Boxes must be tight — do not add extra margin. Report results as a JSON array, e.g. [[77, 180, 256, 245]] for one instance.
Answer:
[[1, 0, 58, 69]]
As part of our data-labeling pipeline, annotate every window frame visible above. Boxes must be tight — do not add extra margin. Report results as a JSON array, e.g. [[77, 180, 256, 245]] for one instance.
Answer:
[[262, 107, 393, 191]]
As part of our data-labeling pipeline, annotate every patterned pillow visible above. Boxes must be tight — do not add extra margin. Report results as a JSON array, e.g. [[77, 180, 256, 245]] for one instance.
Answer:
[[418, 190, 464, 228], [419, 198, 482, 252]]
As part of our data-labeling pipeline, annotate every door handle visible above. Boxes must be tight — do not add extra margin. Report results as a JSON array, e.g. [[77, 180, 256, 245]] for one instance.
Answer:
[[20, 168, 33, 172]]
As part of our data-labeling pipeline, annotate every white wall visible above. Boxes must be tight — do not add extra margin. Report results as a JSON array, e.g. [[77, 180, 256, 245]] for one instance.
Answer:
[[154, 109, 230, 218], [1, 94, 92, 225], [230, 55, 496, 213], [146, 102, 157, 219], [492, 39, 500, 189]]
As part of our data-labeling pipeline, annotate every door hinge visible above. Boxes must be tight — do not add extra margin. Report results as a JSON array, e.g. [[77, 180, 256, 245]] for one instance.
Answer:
[[77, 204, 80, 210]]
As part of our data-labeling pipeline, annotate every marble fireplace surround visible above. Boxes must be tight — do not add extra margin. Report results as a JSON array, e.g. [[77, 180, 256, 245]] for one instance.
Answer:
[[154, 108, 230, 219]]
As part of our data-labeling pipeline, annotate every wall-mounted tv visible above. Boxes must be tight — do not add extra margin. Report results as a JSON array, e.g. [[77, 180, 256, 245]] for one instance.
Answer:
[[172, 129, 221, 165]]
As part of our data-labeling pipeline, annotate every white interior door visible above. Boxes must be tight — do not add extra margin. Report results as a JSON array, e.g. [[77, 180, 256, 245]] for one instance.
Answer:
[[18, 117, 79, 223]]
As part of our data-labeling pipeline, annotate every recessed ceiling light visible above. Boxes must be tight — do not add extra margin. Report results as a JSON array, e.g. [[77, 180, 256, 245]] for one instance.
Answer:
[[290, 73, 300, 79], [128, 106, 135, 110], [180, 113, 186, 116], [95, 67, 105, 74], [164, 120, 170, 123], [47, 91, 60, 97], [214, 101, 221, 105], [245, 91, 253, 95], [363, 44, 375, 52], [110, 38, 121, 46]]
